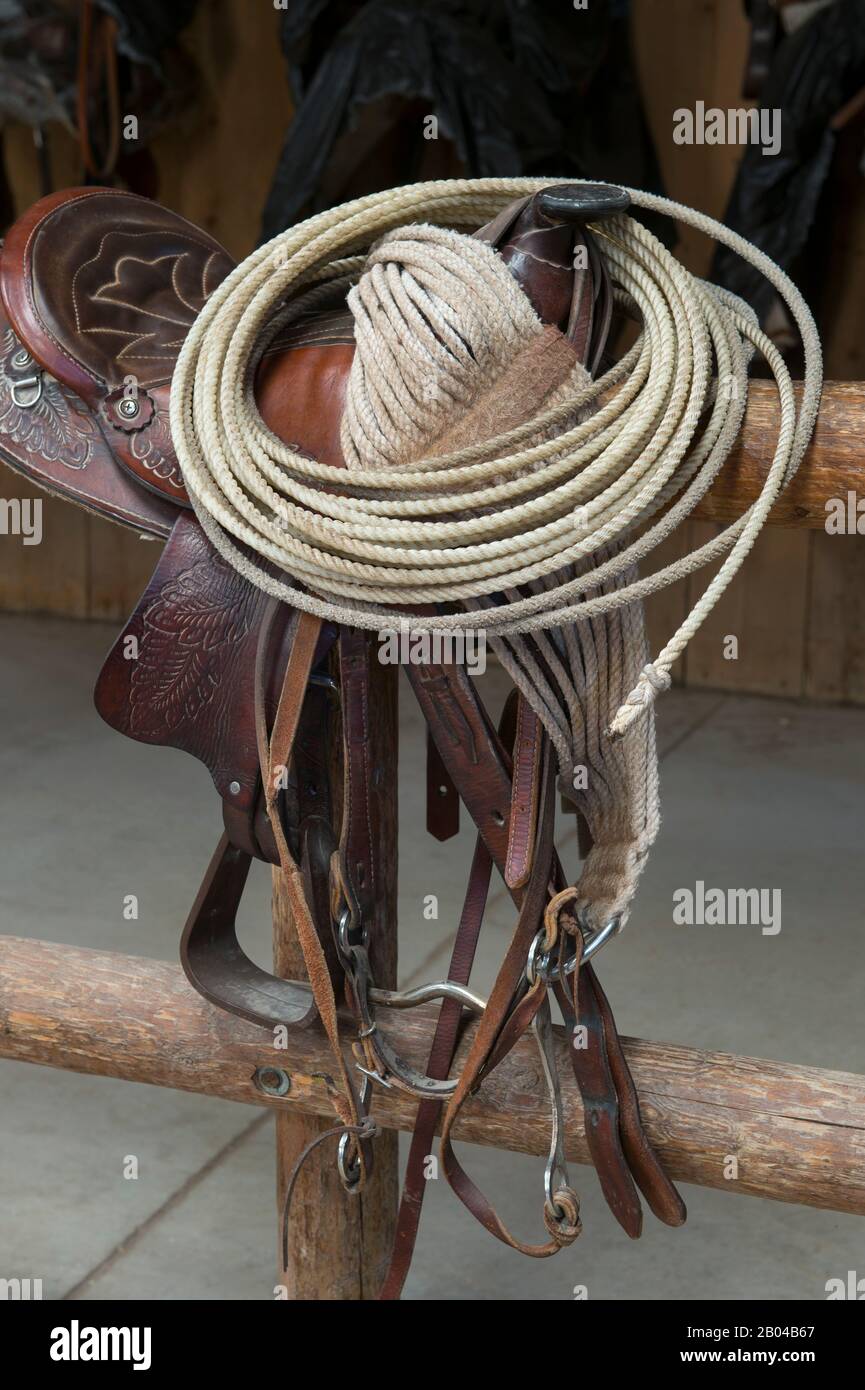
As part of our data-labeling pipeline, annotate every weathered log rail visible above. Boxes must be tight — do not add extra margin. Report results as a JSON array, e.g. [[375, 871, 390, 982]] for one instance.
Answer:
[[694, 380, 862, 527], [2, 936, 863, 1217]]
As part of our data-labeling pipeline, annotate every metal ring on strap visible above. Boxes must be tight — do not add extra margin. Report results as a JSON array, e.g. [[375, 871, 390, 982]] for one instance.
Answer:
[[526, 911, 623, 984]]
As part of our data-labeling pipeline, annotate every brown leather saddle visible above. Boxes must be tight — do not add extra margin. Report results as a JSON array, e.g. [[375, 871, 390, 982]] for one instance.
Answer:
[[0, 183, 685, 1294]]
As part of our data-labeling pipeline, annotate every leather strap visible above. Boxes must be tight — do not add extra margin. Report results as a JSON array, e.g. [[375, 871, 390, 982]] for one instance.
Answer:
[[578, 968, 686, 1228], [437, 745, 580, 1255], [379, 836, 494, 1300], [405, 659, 514, 867], [379, 691, 524, 1296], [404, 657, 682, 1240], [336, 629, 377, 931], [426, 729, 460, 842], [505, 694, 542, 890], [555, 966, 644, 1238], [77, 1, 121, 180], [257, 610, 365, 1142]]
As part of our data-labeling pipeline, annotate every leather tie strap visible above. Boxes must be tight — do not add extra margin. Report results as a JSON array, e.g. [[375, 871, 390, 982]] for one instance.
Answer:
[[378, 836, 493, 1300], [570, 968, 687, 1229], [281, 1117, 380, 1270], [403, 660, 685, 1243], [437, 743, 581, 1257], [256, 610, 367, 1150]]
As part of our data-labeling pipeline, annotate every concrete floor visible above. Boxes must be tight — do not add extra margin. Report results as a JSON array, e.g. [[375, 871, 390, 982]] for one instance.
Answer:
[[0, 613, 862, 1301]]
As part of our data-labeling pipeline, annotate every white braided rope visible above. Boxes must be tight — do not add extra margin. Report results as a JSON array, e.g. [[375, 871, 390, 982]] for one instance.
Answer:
[[169, 177, 822, 735]]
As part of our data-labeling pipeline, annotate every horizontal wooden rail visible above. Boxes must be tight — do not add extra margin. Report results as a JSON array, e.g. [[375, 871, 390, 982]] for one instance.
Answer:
[[1, 937, 863, 1215], [694, 380, 861, 527]]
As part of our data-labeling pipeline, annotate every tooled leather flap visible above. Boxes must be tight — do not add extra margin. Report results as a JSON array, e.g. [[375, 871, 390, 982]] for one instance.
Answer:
[[0, 302, 178, 538], [93, 511, 274, 813]]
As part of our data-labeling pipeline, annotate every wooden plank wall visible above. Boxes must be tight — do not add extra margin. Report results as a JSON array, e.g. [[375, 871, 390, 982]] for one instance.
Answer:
[[1, 0, 863, 704], [633, 0, 865, 703]]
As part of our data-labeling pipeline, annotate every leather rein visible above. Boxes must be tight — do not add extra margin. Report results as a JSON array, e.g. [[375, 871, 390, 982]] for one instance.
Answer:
[[245, 607, 686, 1298]]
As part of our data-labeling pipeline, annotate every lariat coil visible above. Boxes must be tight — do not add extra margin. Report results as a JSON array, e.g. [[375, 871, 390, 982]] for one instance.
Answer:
[[171, 177, 822, 736]]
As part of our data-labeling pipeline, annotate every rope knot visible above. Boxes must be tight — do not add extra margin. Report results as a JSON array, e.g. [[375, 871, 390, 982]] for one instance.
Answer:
[[543, 885, 581, 940], [607, 662, 671, 739], [640, 661, 672, 694]]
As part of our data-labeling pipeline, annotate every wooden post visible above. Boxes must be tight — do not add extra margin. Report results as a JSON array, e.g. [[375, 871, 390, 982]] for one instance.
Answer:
[[274, 651, 399, 1301]]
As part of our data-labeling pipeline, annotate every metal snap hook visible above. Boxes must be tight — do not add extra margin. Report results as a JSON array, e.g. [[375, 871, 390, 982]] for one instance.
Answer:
[[578, 910, 624, 963], [527, 911, 623, 983]]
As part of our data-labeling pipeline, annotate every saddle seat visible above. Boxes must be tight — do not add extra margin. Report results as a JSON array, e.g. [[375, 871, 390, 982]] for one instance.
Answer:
[[0, 188, 355, 531]]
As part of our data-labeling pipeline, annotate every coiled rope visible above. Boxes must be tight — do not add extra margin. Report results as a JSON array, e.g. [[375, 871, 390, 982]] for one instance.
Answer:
[[170, 177, 822, 737]]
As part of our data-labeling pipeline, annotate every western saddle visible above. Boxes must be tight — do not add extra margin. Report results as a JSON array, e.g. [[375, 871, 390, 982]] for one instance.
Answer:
[[0, 181, 708, 1295]]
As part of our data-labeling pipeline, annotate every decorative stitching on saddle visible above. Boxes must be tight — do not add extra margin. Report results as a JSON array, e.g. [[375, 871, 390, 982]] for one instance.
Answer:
[[68, 229, 231, 375], [72, 229, 226, 328], [128, 555, 252, 737]]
